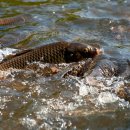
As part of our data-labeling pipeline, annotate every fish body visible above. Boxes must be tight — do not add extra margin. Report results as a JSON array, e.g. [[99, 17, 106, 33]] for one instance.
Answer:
[[0, 41, 100, 70], [0, 14, 32, 25]]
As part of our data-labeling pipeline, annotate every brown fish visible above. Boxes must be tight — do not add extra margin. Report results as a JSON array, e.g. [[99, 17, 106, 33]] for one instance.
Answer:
[[0, 14, 32, 25], [0, 41, 101, 70]]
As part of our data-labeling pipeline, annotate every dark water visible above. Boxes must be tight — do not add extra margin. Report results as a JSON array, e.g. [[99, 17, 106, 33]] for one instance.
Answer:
[[0, 0, 130, 130]]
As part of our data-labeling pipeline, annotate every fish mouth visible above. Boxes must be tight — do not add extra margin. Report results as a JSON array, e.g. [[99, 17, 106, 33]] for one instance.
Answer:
[[96, 48, 104, 55], [84, 46, 103, 55]]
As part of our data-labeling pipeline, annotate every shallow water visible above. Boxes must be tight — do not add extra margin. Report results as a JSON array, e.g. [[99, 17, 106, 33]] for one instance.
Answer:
[[0, 0, 130, 130]]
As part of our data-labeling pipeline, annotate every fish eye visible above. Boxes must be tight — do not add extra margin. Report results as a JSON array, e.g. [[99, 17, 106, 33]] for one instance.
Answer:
[[70, 53, 74, 57]]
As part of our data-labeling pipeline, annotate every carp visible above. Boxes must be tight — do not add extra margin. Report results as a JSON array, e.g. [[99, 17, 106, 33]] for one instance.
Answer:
[[0, 41, 101, 70]]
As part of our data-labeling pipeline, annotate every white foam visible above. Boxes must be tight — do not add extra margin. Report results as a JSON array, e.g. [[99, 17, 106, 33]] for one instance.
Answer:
[[20, 117, 37, 129], [0, 48, 17, 61], [97, 92, 119, 105], [79, 83, 98, 96]]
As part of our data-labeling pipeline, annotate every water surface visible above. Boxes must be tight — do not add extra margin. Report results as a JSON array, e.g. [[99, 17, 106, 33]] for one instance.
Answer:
[[0, 0, 130, 130]]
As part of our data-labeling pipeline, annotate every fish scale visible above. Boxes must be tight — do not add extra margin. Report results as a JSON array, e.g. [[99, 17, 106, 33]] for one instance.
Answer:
[[0, 41, 100, 70]]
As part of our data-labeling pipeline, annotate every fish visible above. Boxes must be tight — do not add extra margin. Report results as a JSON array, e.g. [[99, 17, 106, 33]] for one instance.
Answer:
[[0, 41, 101, 70], [0, 14, 32, 25], [63, 59, 93, 78]]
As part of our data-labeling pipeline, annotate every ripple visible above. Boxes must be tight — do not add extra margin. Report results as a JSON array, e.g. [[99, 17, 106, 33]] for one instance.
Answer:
[[1, 0, 130, 129]]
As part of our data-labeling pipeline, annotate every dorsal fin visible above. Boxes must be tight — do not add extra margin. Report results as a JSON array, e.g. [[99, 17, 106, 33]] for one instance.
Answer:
[[12, 49, 32, 57]]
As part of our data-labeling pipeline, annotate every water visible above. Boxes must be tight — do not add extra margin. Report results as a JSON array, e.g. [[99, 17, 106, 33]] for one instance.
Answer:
[[0, 0, 130, 130]]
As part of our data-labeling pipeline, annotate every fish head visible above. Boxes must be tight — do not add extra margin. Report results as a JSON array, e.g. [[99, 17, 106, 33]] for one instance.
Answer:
[[65, 43, 102, 63], [82, 44, 103, 58]]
